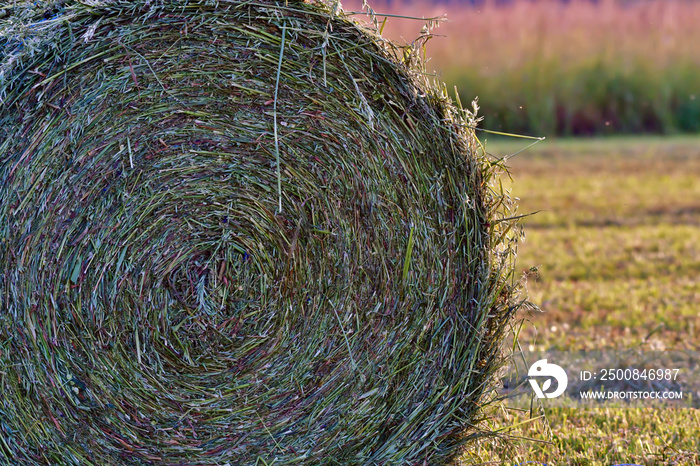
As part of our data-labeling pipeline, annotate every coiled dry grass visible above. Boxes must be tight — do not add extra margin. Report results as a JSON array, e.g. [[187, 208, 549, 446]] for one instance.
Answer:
[[0, 1, 521, 464]]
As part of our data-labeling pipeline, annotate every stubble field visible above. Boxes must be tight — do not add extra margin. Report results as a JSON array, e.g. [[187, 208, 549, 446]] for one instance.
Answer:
[[463, 136, 700, 464]]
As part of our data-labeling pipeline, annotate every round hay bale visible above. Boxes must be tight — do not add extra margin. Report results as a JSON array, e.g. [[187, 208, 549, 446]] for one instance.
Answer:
[[0, 1, 519, 464]]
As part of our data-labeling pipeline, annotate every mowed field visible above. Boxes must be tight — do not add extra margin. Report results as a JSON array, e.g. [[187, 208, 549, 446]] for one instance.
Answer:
[[462, 136, 700, 464]]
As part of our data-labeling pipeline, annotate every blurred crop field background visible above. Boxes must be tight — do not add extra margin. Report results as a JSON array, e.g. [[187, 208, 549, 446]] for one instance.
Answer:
[[345, 0, 700, 463], [347, 0, 700, 137]]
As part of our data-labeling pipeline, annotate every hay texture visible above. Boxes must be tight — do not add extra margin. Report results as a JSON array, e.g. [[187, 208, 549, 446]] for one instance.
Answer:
[[0, 1, 520, 464]]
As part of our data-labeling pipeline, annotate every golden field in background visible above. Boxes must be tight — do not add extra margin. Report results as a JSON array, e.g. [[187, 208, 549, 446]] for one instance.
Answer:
[[345, 0, 700, 135]]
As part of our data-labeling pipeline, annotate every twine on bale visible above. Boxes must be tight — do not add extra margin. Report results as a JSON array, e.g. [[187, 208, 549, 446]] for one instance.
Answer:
[[0, 1, 523, 464]]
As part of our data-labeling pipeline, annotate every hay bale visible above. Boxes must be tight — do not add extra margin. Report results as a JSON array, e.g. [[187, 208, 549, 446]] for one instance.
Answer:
[[0, 1, 520, 464]]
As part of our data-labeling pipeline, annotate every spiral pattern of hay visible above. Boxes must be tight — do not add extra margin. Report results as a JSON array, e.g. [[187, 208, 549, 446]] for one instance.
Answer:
[[0, 1, 519, 464]]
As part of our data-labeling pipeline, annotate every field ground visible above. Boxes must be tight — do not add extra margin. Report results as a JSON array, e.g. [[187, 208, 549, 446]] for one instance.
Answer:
[[461, 136, 700, 464]]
